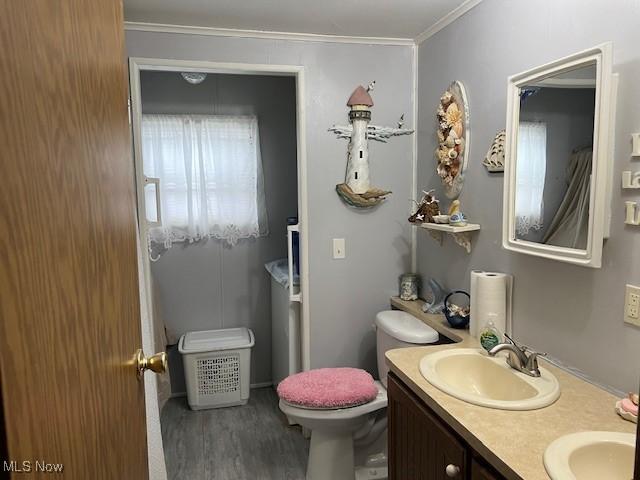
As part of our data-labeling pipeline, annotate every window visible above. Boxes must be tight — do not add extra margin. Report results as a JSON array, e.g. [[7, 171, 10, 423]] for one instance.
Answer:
[[515, 121, 547, 236], [141, 114, 268, 255]]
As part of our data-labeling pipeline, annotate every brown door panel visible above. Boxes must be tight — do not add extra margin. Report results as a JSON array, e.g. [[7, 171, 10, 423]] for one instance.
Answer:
[[0, 1, 148, 478]]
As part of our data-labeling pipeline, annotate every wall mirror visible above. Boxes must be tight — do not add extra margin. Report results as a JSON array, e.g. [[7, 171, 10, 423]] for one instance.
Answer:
[[503, 43, 615, 268]]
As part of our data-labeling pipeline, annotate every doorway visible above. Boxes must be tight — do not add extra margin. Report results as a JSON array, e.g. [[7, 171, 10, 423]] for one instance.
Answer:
[[128, 59, 310, 478]]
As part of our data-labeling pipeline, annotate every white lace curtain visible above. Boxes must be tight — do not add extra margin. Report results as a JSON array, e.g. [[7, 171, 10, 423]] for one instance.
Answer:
[[142, 114, 268, 257], [515, 122, 547, 236]]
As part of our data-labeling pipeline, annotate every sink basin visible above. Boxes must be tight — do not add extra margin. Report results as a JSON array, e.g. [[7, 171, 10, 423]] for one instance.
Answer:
[[419, 348, 560, 410], [544, 431, 636, 480]]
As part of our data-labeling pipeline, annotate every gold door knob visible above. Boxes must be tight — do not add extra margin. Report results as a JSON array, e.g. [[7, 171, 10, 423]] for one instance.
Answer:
[[135, 349, 167, 378]]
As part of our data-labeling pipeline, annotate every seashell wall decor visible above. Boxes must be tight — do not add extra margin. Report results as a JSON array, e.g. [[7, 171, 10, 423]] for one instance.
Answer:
[[435, 81, 470, 199], [483, 130, 506, 172]]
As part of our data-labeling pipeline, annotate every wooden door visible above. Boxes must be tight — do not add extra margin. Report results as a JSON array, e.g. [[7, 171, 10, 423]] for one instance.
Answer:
[[388, 374, 466, 480], [0, 1, 148, 478]]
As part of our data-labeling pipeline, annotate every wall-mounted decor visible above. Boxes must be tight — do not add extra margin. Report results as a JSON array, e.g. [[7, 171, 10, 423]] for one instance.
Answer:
[[623, 132, 640, 227], [632, 133, 640, 157], [436, 81, 470, 199], [622, 171, 640, 189], [329, 82, 413, 208], [625, 202, 640, 226], [483, 130, 506, 172], [409, 191, 480, 252]]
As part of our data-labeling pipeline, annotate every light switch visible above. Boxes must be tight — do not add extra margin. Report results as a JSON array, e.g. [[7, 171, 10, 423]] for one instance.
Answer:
[[624, 284, 640, 327], [333, 238, 345, 259]]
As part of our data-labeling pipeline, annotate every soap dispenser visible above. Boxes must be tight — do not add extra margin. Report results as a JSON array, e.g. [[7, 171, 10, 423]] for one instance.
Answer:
[[480, 313, 503, 352]]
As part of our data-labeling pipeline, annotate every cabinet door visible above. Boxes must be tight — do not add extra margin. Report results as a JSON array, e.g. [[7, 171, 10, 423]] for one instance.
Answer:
[[389, 373, 466, 480], [471, 457, 504, 480]]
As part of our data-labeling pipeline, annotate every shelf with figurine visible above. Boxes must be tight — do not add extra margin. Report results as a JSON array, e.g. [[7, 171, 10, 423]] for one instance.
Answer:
[[408, 190, 480, 253]]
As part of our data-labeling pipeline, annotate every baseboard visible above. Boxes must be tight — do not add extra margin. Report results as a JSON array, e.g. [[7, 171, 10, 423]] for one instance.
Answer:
[[250, 381, 273, 389]]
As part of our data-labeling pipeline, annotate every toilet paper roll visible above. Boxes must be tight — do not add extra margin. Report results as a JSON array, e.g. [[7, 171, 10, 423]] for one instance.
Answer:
[[470, 271, 512, 339]]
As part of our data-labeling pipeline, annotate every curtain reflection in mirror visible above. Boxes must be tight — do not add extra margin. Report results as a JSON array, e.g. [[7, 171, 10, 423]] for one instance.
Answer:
[[542, 147, 592, 249], [515, 122, 547, 236]]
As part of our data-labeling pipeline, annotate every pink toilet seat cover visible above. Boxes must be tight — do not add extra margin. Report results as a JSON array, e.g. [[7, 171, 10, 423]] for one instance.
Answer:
[[277, 367, 378, 409]]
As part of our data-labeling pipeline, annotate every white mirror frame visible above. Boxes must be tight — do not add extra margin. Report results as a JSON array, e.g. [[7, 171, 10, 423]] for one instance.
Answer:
[[502, 43, 614, 268]]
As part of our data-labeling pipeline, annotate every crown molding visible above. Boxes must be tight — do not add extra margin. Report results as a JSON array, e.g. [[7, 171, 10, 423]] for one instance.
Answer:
[[415, 0, 484, 44], [124, 21, 415, 46], [125, 1, 483, 48]]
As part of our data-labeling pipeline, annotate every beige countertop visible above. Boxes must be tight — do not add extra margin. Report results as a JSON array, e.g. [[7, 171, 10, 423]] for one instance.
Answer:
[[386, 297, 636, 480]]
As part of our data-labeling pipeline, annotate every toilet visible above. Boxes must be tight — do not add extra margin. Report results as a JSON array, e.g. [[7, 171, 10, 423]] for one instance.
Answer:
[[278, 310, 439, 480]]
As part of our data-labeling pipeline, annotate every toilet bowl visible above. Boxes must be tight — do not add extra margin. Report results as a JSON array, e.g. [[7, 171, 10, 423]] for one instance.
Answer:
[[280, 381, 387, 480], [278, 310, 439, 480]]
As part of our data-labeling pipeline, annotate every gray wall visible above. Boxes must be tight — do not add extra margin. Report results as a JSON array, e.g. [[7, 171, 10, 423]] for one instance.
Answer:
[[519, 87, 595, 243], [417, 0, 640, 393], [140, 72, 297, 388], [127, 32, 415, 379]]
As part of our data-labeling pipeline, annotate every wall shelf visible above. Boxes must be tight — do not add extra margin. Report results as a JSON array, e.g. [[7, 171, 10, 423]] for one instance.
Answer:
[[419, 222, 480, 253]]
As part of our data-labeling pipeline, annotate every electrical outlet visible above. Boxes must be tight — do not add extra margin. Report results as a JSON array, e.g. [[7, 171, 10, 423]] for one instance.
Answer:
[[624, 284, 640, 327], [332, 238, 345, 259]]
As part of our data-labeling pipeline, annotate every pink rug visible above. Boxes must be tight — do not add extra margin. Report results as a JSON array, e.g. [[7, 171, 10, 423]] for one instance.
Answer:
[[277, 367, 378, 409]]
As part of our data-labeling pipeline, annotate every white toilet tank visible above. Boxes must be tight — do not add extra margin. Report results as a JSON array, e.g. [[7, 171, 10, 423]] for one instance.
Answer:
[[375, 310, 439, 387]]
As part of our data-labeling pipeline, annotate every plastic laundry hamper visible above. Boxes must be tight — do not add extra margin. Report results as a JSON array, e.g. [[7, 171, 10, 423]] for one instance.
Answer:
[[178, 327, 255, 410]]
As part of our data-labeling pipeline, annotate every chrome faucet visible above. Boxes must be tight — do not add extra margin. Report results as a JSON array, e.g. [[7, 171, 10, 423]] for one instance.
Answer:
[[488, 334, 546, 377]]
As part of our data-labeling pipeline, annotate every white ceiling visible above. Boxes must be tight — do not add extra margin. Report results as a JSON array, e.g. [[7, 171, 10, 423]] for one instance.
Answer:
[[124, 0, 474, 39]]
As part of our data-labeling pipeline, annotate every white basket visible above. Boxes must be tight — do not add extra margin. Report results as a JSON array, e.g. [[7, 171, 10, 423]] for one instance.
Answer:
[[179, 328, 255, 410]]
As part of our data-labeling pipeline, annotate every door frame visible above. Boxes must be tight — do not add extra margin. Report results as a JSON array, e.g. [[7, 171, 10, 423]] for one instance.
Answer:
[[128, 57, 311, 372]]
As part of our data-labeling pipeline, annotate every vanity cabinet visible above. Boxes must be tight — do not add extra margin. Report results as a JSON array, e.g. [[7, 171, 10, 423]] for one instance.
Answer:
[[388, 373, 507, 480], [470, 458, 502, 480]]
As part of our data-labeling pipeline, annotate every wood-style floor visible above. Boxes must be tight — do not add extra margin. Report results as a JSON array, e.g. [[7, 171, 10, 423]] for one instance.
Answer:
[[161, 388, 309, 479]]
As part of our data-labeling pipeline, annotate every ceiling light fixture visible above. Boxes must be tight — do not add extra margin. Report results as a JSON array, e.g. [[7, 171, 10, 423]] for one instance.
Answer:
[[180, 72, 207, 85]]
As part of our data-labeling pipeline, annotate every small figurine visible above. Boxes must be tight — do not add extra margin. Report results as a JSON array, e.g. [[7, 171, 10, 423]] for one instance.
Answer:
[[448, 199, 468, 226], [399, 273, 421, 301], [409, 190, 440, 223], [422, 278, 446, 314]]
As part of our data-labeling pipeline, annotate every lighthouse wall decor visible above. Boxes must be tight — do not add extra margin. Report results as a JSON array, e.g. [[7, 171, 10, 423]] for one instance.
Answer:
[[329, 82, 414, 208]]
